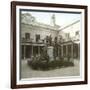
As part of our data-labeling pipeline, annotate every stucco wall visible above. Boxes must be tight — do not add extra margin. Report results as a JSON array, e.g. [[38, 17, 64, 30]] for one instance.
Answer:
[[21, 23, 58, 42], [58, 20, 80, 40]]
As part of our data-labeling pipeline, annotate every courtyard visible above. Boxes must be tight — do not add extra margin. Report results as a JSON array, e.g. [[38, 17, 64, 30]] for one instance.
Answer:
[[21, 59, 80, 79]]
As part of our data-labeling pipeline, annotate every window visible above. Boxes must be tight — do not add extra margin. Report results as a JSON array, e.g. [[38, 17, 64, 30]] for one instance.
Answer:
[[25, 33, 30, 40], [76, 31, 79, 36], [36, 34, 40, 42], [66, 33, 70, 39]]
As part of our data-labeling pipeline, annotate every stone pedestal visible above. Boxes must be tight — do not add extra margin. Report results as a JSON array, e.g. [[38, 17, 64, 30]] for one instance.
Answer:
[[47, 46, 54, 61]]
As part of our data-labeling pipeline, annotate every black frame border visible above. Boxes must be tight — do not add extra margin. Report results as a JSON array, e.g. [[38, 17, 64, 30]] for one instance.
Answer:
[[11, 1, 88, 89]]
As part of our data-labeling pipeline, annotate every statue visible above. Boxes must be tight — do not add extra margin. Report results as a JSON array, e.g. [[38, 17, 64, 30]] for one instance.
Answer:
[[46, 36, 49, 45], [54, 37, 58, 60], [49, 35, 52, 46]]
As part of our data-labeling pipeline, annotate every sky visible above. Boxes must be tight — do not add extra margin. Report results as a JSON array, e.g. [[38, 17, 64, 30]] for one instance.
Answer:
[[21, 10, 81, 27]]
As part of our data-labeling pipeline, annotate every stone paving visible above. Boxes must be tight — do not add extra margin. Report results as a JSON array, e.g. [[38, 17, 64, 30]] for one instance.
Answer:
[[21, 59, 80, 79]]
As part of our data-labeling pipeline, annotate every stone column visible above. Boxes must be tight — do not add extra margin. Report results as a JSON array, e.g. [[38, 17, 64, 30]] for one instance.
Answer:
[[38, 46, 40, 55], [24, 45, 26, 60], [32, 46, 33, 56], [66, 45, 68, 57], [58, 46, 59, 57], [61, 45, 63, 57], [71, 43, 74, 63], [59, 46, 61, 58], [78, 43, 80, 59]]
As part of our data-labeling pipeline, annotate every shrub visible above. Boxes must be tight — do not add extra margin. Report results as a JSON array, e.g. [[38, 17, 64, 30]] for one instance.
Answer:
[[27, 56, 74, 70]]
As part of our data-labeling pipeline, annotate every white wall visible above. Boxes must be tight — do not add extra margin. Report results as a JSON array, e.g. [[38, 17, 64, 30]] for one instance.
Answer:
[[21, 23, 58, 42], [0, 0, 89, 90], [58, 20, 80, 41], [59, 21, 80, 37]]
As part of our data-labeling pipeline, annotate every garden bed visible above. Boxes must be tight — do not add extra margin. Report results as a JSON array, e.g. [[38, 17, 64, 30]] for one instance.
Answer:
[[27, 58, 74, 71]]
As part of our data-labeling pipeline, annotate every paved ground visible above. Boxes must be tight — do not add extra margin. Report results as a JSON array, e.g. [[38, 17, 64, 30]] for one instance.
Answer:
[[21, 59, 80, 79]]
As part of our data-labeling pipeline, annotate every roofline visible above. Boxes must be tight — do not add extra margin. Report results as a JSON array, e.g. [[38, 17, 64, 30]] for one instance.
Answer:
[[59, 20, 80, 31], [21, 23, 60, 31]]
